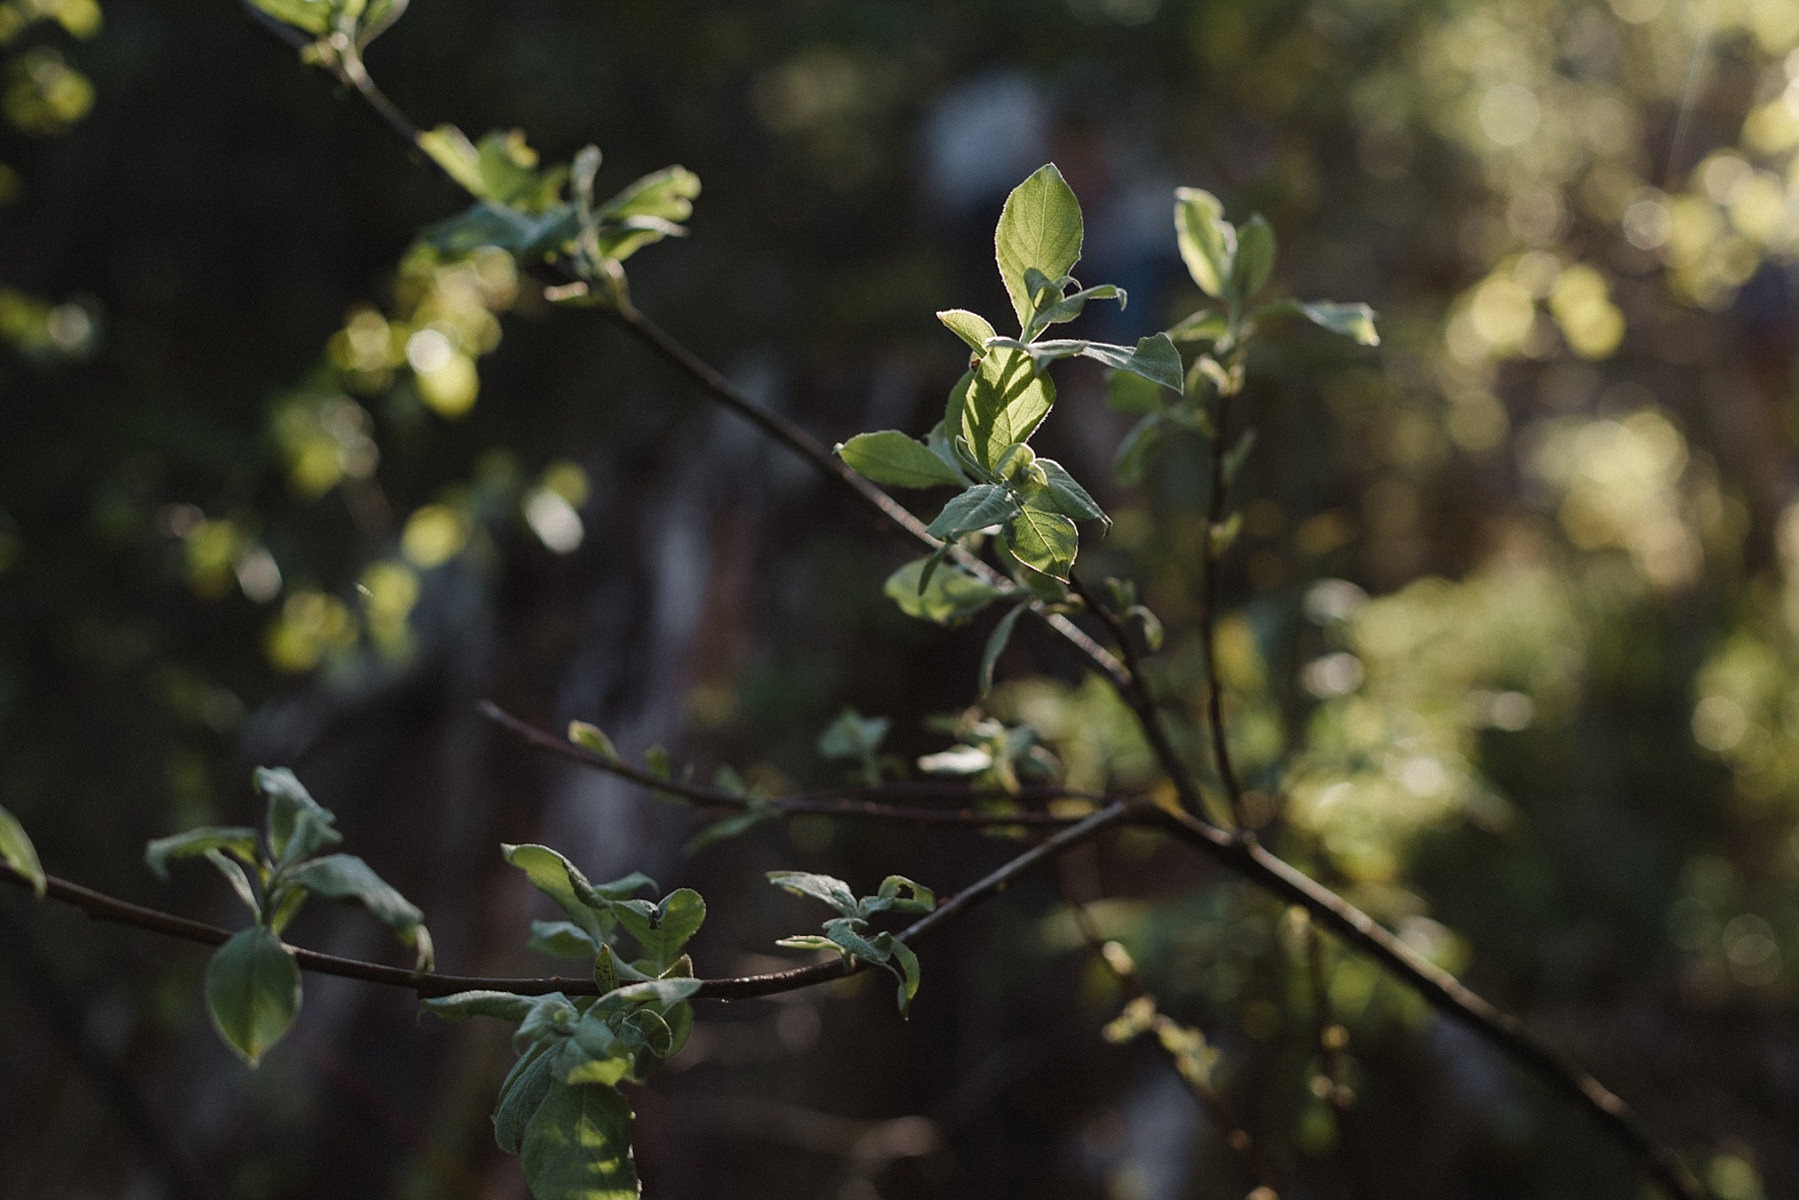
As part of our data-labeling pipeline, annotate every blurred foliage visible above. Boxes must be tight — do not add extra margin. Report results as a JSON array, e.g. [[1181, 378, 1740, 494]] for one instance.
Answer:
[[3, 0, 1799, 1198]]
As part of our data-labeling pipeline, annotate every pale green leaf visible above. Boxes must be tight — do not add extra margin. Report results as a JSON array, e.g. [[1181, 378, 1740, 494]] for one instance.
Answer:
[[0, 803, 45, 898], [286, 853, 427, 963], [957, 347, 1056, 470], [1034, 459, 1108, 525], [888, 939, 922, 1013], [530, 921, 602, 960], [205, 927, 300, 1068], [423, 990, 542, 1024], [416, 124, 487, 197], [936, 309, 996, 353], [1258, 298, 1381, 346], [837, 431, 964, 489], [1174, 188, 1235, 300], [568, 720, 620, 762], [1076, 335, 1183, 392], [869, 875, 936, 914], [519, 1080, 639, 1200], [504, 844, 605, 939], [249, 0, 331, 35], [609, 889, 706, 972], [768, 870, 860, 918], [996, 165, 1084, 329]]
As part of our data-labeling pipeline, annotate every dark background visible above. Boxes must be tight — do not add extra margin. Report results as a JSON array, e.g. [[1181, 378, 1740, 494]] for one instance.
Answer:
[[2, 1, 1796, 1197]]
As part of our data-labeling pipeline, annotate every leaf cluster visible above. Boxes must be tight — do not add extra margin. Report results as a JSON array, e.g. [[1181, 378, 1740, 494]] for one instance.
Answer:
[[769, 871, 935, 1013]]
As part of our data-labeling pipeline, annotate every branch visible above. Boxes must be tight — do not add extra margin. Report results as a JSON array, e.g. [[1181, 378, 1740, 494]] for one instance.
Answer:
[[1197, 379, 1248, 828], [1153, 808, 1706, 1200], [478, 701, 1097, 827], [2, 804, 1136, 1005]]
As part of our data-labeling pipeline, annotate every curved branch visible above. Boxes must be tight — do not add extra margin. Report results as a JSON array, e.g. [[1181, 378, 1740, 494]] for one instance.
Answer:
[[478, 701, 1097, 827]]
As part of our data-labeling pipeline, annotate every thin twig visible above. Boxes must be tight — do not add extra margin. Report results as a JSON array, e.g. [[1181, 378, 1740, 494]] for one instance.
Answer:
[[1196, 380, 1248, 828], [1153, 808, 1706, 1200], [478, 700, 1097, 827]]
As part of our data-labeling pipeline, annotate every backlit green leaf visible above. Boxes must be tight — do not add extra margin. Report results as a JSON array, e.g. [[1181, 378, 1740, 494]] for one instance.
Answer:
[[423, 990, 542, 1024], [957, 347, 1056, 470], [1257, 298, 1381, 346], [1034, 459, 1108, 525], [504, 844, 606, 939], [205, 926, 300, 1068], [0, 804, 45, 898], [837, 431, 964, 488], [1174, 188, 1235, 300], [996, 165, 1084, 330], [257, 767, 341, 867], [1233, 214, 1275, 301], [568, 720, 621, 762], [936, 309, 996, 353], [1006, 505, 1079, 582], [249, 0, 331, 35], [882, 559, 1005, 624]]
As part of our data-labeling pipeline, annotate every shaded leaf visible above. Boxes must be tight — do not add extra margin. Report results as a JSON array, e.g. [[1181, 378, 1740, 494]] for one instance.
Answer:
[[529, 921, 600, 960], [504, 844, 606, 939], [1233, 214, 1275, 301], [871, 875, 936, 914], [423, 990, 542, 1024], [1257, 298, 1381, 346], [206, 927, 300, 1068], [144, 826, 260, 881], [494, 1045, 555, 1154], [927, 484, 1017, 540], [287, 853, 429, 966], [257, 767, 341, 867], [979, 602, 1030, 695], [1034, 459, 1108, 525], [611, 889, 706, 972], [519, 1079, 639, 1200]]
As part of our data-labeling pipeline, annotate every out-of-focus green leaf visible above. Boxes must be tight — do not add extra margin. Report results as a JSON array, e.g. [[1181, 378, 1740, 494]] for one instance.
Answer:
[[1257, 298, 1381, 346], [567, 720, 620, 762], [979, 601, 1029, 695], [817, 708, 890, 761], [1233, 214, 1275, 301], [205, 926, 300, 1068], [1175, 188, 1235, 300], [143, 826, 259, 880], [249, 0, 331, 35], [0, 804, 45, 898], [257, 767, 341, 867], [996, 164, 1083, 330], [883, 558, 1006, 624]]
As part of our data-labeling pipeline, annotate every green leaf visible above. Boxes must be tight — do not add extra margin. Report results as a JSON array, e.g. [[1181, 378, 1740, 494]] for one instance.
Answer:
[[1106, 370, 1166, 417], [286, 853, 429, 966], [0, 804, 45, 898], [775, 934, 841, 953], [1006, 505, 1079, 582], [494, 1045, 556, 1154], [423, 990, 542, 1024], [205, 926, 301, 1068], [979, 601, 1030, 695], [817, 708, 890, 761], [417, 124, 488, 197], [1034, 459, 1108, 525], [1257, 298, 1381, 346], [257, 768, 341, 867], [1023, 282, 1124, 341], [768, 871, 860, 918], [423, 202, 579, 258], [1069, 335, 1183, 392], [1174, 188, 1236, 300], [1126, 604, 1166, 652], [683, 808, 774, 854], [837, 431, 965, 489], [504, 844, 606, 940], [887, 939, 922, 1014], [821, 917, 889, 964], [249, 0, 331, 35], [530, 921, 602, 960], [957, 347, 1056, 470], [568, 720, 621, 762], [869, 875, 936, 915], [1114, 414, 1165, 486], [518, 993, 582, 1047], [354, 0, 407, 47], [937, 309, 996, 353], [519, 1080, 638, 1200], [593, 977, 702, 1012], [996, 164, 1084, 330], [206, 850, 262, 919], [594, 165, 701, 225], [611, 889, 706, 972], [882, 559, 1005, 625], [1167, 309, 1230, 344], [1233, 214, 1275, 301], [926, 484, 1017, 541], [144, 826, 260, 881]]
